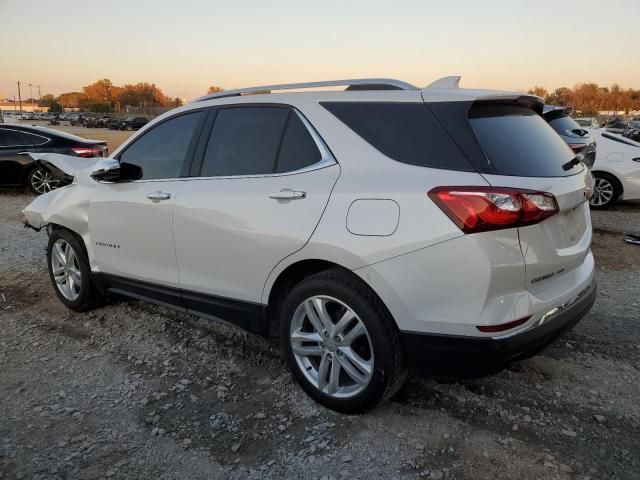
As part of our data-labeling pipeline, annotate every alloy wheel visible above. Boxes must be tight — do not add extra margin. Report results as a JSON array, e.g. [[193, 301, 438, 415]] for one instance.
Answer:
[[590, 177, 614, 207], [290, 295, 374, 398], [31, 168, 60, 194], [50, 239, 82, 301]]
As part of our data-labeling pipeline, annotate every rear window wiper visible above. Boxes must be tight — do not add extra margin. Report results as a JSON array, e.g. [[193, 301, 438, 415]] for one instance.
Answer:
[[562, 153, 584, 171]]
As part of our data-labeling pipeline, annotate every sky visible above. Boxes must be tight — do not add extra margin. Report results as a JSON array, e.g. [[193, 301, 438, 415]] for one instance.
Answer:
[[1, 0, 639, 101]]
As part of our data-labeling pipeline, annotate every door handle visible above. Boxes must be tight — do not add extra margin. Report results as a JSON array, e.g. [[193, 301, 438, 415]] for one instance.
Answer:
[[269, 189, 306, 200], [17, 151, 30, 156], [146, 191, 172, 201]]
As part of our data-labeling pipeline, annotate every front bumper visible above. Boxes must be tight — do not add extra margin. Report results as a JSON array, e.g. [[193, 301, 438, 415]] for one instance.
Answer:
[[400, 278, 597, 377]]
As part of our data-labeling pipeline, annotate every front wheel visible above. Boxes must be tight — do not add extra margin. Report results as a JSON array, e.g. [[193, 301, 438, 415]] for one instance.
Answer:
[[47, 229, 103, 312], [279, 269, 407, 413], [590, 172, 622, 209]]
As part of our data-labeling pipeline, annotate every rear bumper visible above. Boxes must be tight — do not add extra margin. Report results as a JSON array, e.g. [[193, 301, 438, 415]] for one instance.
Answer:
[[400, 278, 597, 377]]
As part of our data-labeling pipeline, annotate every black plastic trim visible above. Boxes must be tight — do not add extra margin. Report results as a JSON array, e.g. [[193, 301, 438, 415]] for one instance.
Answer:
[[399, 279, 597, 377], [95, 273, 267, 336]]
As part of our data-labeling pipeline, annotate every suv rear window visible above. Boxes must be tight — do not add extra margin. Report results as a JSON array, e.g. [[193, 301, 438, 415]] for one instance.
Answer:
[[321, 102, 474, 171], [545, 112, 587, 137], [469, 104, 579, 177]]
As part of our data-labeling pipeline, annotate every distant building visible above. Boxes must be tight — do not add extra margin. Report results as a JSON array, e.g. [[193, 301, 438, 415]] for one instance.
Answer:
[[0, 100, 42, 113]]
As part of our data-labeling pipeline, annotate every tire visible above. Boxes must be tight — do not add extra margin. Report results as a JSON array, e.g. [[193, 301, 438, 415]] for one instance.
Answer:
[[27, 167, 60, 195], [590, 172, 622, 209], [47, 228, 103, 312], [279, 268, 407, 413]]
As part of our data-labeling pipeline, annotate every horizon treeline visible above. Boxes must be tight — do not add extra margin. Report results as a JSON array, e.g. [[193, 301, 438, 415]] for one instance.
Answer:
[[528, 83, 640, 115]]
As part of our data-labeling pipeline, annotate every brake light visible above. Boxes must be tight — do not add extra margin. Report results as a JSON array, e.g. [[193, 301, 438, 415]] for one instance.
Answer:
[[428, 186, 559, 234], [72, 146, 104, 158]]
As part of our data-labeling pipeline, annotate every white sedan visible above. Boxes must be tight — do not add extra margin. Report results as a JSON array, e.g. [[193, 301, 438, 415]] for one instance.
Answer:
[[588, 128, 640, 208]]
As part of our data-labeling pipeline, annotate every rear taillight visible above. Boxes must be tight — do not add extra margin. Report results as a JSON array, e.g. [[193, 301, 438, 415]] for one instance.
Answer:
[[567, 143, 585, 153], [72, 146, 104, 158], [428, 186, 559, 234]]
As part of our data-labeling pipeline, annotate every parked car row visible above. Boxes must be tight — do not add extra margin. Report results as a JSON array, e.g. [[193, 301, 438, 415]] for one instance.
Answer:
[[622, 126, 640, 142], [69, 114, 149, 130]]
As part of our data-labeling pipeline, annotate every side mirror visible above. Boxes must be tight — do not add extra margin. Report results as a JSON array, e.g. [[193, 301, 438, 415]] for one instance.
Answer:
[[91, 158, 121, 182], [90, 159, 143, 182]]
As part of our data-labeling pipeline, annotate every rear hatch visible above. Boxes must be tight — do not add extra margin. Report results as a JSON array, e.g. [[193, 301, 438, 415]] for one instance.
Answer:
[[467, 103, 593, 294], [429, 100, 593, 294]]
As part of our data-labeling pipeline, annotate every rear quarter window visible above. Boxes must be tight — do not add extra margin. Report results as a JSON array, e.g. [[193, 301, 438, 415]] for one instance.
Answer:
[[321, 102, 474, 171]]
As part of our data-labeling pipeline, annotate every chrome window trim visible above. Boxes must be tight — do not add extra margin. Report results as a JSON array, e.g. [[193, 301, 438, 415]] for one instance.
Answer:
[[0, 127, 51, 148]]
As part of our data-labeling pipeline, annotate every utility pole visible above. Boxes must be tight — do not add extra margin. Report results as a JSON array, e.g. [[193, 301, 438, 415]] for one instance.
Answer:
[[17, 81, 23, 120], [28, 84, 34, 111], [38, 85, 41, 103]]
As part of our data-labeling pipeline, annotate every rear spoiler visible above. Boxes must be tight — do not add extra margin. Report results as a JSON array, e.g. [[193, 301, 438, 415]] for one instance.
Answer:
[[422, 76, 544, 114]]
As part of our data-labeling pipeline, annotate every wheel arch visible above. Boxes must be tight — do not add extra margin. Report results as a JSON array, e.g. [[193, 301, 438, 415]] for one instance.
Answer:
[[21, 160, 38, 186], [592, 169, 624, 192], [264, 258, 392, 338], [591, 169, 624, 206]]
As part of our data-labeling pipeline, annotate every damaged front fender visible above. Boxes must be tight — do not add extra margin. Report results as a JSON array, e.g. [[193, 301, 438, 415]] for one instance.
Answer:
[[22, 153, 98, 247], [30, 152, 102, 186]]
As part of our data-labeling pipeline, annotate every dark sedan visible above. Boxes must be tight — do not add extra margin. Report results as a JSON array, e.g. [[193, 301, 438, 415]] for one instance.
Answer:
[[0, 124, 107, 194]]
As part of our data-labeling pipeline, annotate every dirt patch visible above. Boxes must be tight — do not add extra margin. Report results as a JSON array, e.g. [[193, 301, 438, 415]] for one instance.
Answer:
[[591, 229, 640, 270]]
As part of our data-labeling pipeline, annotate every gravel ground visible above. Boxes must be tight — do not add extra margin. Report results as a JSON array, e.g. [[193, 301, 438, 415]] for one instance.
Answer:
[[1, 191, 639, 480]]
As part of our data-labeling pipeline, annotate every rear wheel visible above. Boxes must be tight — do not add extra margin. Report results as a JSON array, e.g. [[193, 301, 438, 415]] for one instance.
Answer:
[[28, 167, 59, 195], [47, 229, 103, 311], [590, 172, 622, 209], [279, 269, 407, 413]]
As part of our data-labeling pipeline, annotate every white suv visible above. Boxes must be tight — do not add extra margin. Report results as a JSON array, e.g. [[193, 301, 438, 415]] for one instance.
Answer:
[[24, 77, 597, 413]]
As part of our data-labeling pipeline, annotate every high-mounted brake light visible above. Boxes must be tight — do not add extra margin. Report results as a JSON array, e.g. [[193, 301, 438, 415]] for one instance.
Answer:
[[428, 186, 559, 234], [72, 146, 104, 158]]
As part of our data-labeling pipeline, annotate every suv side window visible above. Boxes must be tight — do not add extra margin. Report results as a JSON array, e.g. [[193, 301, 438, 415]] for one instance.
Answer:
[[201, 107, 289, 177], [275, 113, 322, 173], [119, 111, 203, 180], [321, 102, 474, 171]]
